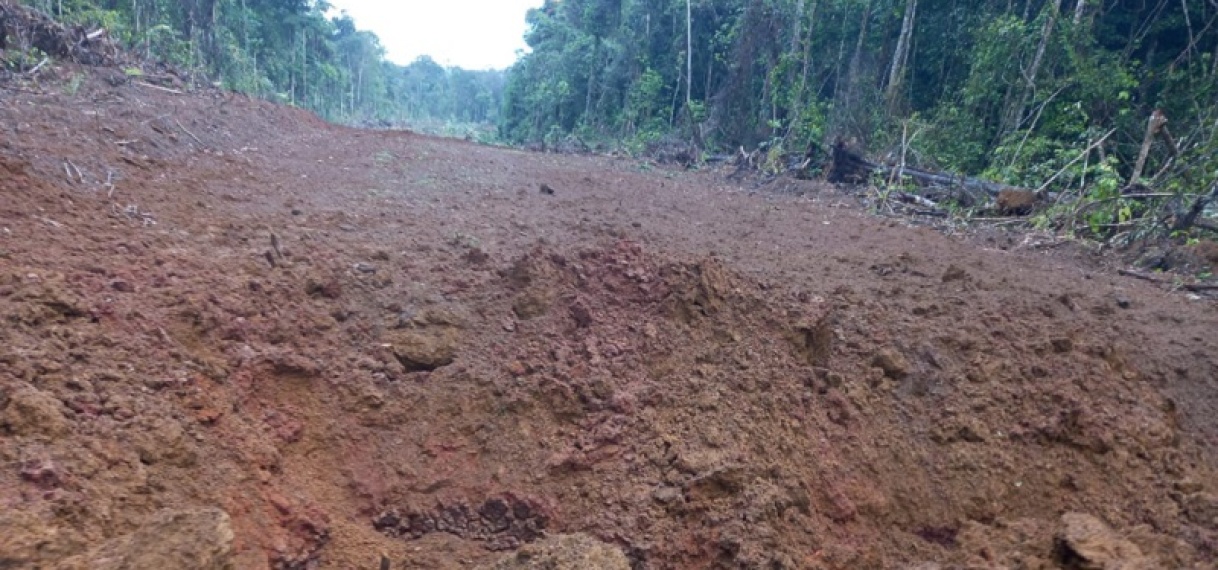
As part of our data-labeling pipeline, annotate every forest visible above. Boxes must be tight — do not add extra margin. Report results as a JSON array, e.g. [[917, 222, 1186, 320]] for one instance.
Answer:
[[501, 0, 1218, 238], [7, 0, 505, 134], [6, 0, 1217, 238]]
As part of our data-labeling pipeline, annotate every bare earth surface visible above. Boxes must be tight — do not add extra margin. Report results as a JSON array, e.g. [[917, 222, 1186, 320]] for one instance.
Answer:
[[2, 70, 1218, 569]]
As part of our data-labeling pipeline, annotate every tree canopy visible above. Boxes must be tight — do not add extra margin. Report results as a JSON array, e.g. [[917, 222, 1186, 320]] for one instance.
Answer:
[[500, 0, 1217, 206], [13, 0, 505, 131]]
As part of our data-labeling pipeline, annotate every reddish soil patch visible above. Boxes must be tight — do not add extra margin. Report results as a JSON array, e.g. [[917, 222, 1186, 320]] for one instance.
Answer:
[[2, 69, 1217, 568]]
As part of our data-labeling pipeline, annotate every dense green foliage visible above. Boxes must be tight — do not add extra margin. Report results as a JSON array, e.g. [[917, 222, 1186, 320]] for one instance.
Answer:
[[15, 0, 504, 130], [501, 0, 1218, 203]]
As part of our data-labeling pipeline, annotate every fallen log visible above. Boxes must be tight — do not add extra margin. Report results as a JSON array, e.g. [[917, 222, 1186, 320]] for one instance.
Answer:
[[1118, 269, 1218, 293], [825, 140, 1019, 208]]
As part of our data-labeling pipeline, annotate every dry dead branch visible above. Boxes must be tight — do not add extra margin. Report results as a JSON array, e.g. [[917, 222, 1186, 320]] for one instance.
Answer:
[[26, 56, 48, 75], [134, 80, 184, 95], [174, 118, 204, 146]]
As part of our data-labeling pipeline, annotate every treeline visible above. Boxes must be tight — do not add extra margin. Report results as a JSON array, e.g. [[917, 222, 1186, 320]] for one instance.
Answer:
[[13, 0, 504, 128], [501, 0, 1218, 197]]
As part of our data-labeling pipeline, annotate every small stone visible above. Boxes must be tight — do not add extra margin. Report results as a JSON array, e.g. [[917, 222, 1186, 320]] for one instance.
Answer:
[[353, 263, 378, 274], [652, 487, 682, 504], [111, 280, 134, 293], [506, 361, 527, 377], [1116, 295, 1132, 309]]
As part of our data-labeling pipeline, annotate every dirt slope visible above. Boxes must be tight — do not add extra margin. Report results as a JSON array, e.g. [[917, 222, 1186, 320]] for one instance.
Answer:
[[2, 69, 1217, 569]]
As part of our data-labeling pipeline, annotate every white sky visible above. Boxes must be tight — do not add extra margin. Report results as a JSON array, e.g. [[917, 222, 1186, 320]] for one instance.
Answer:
[[326, 0, 544, 70]]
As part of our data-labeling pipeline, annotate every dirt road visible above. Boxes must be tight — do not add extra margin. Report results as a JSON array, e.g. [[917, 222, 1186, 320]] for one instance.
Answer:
[[2, 70, 1216, 568]]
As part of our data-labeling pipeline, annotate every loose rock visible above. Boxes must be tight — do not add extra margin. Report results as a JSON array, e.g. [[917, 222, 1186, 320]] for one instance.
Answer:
[[388, 328, 460, 371], [1056, 512, 1154, 570], [871, 348, 910, 380]]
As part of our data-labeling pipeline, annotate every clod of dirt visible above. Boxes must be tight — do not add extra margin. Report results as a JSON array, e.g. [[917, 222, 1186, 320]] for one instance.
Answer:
[[130, 418, 199, 467], [539, 183, 556, 195], [871, 348, 911, 380], [1055, 513, 1154, 570], [505, 250, 564, 319], [0, 510, 86, 565], [387, 327, 461, 371], [1, 385, 70, 436], [513, 292, 552, 319], [941, 264, 969, 282], [464, 247, 492, 265], [1181, 492, 1218, 526], [791, 317, 834, 367], [58, 509, 234, 570], [478, 533, 630, 570], [305, 277, 343, 299]]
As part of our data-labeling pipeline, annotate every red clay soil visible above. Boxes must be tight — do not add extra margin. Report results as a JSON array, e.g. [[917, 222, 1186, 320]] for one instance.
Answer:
[[2, 68, 1218, 569]]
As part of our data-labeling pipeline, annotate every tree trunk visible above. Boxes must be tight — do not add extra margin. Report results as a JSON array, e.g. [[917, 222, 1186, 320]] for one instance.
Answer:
[[791, 0, 819, 137], [848, 0, 871, 87], [831, 10, 849, 104], [791, 0, 805, 53], [686, 0, 693, 107], [1003, 0, 1062, 138], [844, 0, 872, 110], [1131, 110, 1168, 184], [885, 0, 917, 109], [797, 0, 819, 92]]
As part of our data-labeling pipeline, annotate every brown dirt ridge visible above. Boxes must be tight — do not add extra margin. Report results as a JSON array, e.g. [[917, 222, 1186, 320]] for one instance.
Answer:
[[2, 68, 1217, 569]]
